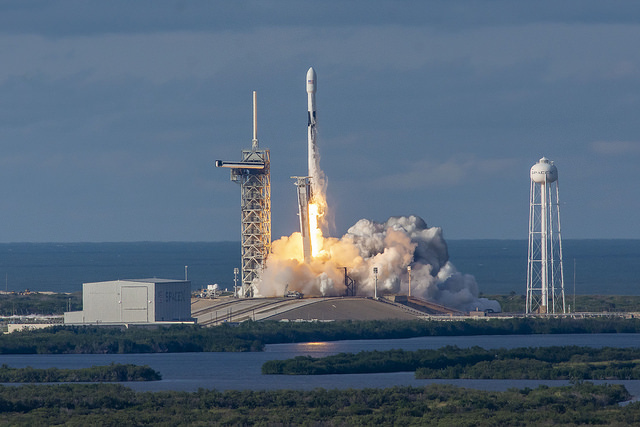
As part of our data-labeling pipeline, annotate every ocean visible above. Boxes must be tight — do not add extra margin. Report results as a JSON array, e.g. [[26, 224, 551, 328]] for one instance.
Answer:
[[0, 240, 638, 295]]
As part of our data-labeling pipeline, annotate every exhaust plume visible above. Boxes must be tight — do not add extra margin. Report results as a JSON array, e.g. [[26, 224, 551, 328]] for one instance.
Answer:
[[255, 214, 501, 313]]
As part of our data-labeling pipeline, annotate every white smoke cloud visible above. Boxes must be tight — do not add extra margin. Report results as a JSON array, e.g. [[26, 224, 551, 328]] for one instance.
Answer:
[[255, 215, 501, 313]]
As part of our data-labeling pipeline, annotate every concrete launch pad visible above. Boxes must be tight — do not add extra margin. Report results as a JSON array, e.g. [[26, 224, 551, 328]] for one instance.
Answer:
[[191, 296, 429, 325]]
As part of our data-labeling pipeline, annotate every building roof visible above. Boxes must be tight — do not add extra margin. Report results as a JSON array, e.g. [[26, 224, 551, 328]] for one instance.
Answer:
[[84, 278, 189, 286]]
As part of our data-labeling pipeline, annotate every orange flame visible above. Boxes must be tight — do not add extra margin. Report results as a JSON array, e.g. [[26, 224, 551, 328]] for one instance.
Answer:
[[309, 193, 328, 259]]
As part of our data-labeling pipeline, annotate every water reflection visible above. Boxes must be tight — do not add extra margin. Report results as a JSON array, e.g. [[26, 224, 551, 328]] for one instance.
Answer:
[[1, 334, 639, 394], [285, 341, 343, 354]]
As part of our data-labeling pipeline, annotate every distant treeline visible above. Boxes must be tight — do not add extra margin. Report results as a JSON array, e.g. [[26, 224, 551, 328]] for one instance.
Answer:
[[0, 293, 82, 316], [0, 363, 160, 382], [487, 294, 640, 313], [262, 345, 640, 380], [2, 317, 640, 354], [0, 382, 637, 425], [2, 293, 640, 316]]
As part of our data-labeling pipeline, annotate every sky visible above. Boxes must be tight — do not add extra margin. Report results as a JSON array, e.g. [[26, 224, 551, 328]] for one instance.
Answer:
[[1, 0, 639, 242]]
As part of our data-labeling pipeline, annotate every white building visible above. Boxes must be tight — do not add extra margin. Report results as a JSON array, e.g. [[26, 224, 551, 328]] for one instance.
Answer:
[[64, 279, 194, 325]]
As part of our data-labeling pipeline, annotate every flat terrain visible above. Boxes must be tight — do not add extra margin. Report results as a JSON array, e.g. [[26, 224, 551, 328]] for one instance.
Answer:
[[191, 296, 422, 324]]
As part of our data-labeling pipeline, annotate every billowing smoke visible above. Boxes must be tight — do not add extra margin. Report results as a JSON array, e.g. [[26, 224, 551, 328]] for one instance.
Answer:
[[255, 215, 501, 313], [258, 67, 499, 312]]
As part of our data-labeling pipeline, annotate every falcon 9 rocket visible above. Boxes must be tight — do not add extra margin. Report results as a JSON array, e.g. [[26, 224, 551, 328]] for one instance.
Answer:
[[293, 67, 319, 263], [306, 67, 321, 197]]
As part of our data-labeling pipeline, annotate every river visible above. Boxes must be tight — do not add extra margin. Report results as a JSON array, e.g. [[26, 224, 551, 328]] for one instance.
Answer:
[[2, 333, 640, 395]]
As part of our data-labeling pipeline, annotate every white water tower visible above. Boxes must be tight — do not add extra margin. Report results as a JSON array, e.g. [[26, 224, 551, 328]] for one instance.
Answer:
[[526, 157, 566, 314]]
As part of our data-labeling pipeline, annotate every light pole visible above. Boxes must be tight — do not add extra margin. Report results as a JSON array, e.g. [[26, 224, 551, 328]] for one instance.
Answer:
[[373, 267, 378, 300], [407, 265, 411, 297], [233, 268, 239, 298]]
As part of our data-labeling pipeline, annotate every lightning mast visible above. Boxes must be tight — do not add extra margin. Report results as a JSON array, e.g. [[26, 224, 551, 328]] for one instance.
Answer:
[[216, 91, 271, 297], [526, 157, 565, 314]]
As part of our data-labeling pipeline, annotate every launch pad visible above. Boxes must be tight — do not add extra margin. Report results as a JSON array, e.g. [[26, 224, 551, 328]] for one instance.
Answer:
[[191, 296, 428, 325]]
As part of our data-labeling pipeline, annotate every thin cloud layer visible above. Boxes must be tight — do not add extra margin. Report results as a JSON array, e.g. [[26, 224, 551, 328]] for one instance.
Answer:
[[0, 2, 638, 241]]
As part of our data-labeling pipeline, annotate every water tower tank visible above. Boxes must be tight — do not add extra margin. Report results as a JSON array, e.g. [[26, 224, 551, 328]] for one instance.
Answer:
[[530, 157, 558, 183]]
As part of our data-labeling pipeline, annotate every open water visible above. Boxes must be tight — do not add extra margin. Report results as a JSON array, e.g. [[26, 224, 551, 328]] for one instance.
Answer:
[[0, 240, 638, 295], [1, 334, 640, 394]]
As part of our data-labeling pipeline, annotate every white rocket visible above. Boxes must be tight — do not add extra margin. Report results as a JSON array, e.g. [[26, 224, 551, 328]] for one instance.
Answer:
[[306, 67, 320, 197], [291, 67, 319, 264]]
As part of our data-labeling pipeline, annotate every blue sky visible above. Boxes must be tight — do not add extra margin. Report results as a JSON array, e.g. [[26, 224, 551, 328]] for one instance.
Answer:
[[1, 1, 639, 242]]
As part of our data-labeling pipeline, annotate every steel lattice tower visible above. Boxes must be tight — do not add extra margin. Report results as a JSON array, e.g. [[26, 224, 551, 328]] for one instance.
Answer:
[[526, 157, 565, 314], [216, 92, 271, 297]]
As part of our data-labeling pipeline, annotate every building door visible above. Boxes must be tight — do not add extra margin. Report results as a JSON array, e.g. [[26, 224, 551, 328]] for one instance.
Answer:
[[121, 286, 148, 322]]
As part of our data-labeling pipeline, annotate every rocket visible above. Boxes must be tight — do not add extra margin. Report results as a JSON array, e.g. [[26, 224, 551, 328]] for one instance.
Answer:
[[306, 67, 320, 198], [291, 67, 318, 264]]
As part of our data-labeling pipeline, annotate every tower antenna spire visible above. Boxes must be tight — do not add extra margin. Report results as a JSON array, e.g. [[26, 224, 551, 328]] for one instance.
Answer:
[[252, 91, 258, 150]]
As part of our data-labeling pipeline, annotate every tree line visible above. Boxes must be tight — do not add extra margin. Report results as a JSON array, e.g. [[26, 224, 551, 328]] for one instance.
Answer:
[[486, 293, 640, 313], [262, 345, 640, 380], [0, 363, 160, 382], [0, 382, 636, 425], [1, 317, 640, 354], [0, 293, 82, 316], [4, 292, 640, 316]]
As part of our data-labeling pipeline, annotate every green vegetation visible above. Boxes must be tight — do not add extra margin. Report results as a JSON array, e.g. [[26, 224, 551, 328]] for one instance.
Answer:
[[262, 345, 640, 380], [569, 295, 640, 313], [0, 324, 263, 354], [0, 292, 82, 316], [2, 317, 640, 354], [486, 293, 640, 313], [0, 382, 636, 425], [0, 363, 160, 382], [2, 292, 640, 316]]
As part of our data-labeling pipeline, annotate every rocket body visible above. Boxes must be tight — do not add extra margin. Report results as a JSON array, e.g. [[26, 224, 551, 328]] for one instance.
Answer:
[[306, 67, 320, 198], [294, 67, 319, 263]]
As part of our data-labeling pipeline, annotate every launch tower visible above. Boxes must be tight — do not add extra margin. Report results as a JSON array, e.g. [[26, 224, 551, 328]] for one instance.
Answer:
[[216, 92, 271, 297], [526, 157, 565, 314]]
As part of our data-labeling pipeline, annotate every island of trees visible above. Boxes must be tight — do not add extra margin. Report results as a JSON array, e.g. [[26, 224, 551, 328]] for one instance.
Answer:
[[262, 345, 640, 380], [0, 363, 160, 382]]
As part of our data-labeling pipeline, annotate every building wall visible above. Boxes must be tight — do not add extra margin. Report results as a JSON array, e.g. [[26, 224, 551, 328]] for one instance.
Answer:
[[121, 284, 151, 323], [65, 279, 191, 325], [83, 281, 124, 323], [154, 281, 191, 321]]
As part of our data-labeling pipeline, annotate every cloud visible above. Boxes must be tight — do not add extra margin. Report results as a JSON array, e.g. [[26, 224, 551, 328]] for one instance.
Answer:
[[0, 2, 639, 241], [373, 156, 517, 190], [3, 18, 640, 87], [591, 140, 640, 155]]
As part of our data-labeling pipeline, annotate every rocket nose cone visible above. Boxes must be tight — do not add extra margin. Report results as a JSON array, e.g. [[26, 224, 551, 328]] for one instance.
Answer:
[[306, 67, 316, 93]]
